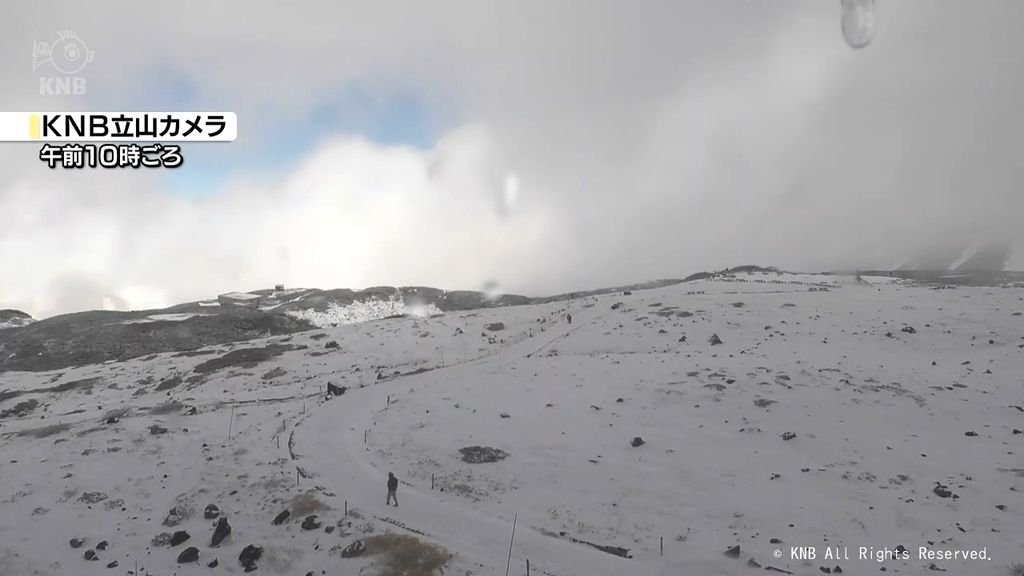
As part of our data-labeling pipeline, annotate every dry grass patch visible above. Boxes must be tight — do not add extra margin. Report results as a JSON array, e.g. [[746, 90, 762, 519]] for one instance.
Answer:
[[290, 490, 330, 516], [363, 533, 450, 576]]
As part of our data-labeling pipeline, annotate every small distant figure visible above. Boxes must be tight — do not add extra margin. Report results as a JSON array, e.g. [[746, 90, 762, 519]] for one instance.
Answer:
[[566, 313, 573, 324], [386, 472, 399, 507]]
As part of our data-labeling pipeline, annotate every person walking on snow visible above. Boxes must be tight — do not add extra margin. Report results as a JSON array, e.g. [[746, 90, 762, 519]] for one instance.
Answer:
[[386, 472, 399, 507]]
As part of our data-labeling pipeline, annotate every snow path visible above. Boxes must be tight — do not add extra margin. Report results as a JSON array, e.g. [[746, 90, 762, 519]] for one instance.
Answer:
[[293, 310, 661, 576]]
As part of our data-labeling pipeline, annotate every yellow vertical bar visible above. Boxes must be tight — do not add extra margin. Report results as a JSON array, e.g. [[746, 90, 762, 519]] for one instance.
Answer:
[[28, 114, 40, 139]]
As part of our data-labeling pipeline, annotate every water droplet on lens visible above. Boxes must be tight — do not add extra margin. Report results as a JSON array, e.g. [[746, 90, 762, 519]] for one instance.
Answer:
[[841, 0, 876, 49], [481, 280, 502, 301]]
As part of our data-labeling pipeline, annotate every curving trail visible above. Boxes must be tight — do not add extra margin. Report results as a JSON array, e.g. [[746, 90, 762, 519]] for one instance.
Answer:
[[292, 312, 661, 576]]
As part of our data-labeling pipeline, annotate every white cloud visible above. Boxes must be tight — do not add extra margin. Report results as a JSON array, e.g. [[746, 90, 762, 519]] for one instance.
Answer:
[[2, 1, 1024, 317]]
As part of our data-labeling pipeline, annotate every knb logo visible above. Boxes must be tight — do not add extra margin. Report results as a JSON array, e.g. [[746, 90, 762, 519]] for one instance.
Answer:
[[33, 29, 93, 95]]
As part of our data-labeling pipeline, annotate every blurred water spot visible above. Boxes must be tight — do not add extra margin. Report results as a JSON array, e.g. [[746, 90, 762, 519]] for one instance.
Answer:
[[498, 173, 520, 217], [481, 280, 502, 301], [841, 0, 876, 49]]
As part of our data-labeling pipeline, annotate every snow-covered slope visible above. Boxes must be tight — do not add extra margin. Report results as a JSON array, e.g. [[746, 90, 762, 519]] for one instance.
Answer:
[[0, 272, 1021, 576], [0, 309, 34, 330]]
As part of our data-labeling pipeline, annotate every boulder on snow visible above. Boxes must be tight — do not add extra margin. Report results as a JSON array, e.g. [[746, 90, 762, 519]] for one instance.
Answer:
[[341, 539, 367, 558], [272, 509, 291, 525], [211, 517, 231, 547], [301, 515, 321, 531], [177, 546, 199, 564], [709, 333, 723, 346], [630, 437, 645, 448], [327, 382, 347, 396], [204, 504, 221, 520], [170, 530, 190, 547], [485, 322, 505, 332], [239, 544, 263, 571]]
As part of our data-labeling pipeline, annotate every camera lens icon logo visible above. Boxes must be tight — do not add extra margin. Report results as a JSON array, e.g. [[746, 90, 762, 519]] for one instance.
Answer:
[[33, 29, 94, 75]]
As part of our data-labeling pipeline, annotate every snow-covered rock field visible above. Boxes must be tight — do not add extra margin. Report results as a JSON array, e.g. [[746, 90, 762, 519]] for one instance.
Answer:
[[1, 271, 1022, 576]]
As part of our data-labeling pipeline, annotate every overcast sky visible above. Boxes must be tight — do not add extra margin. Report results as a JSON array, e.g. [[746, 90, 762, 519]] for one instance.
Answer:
[[2, 1, 1022, 318]]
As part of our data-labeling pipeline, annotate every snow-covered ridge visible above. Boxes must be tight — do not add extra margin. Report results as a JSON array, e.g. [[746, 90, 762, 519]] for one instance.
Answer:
[[286, 295, 442, 328], [0, 310, 34, 330]]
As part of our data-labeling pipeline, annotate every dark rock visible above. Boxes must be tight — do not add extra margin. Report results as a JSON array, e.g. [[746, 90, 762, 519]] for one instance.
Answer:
[[170, 530, 190, 547], [163, 507, 183, 526], [485, 322, 505, 332], [709, 333, 723, 346], [341, 539, 366, 558], [324, 525, 335, 534], [327, 382, 347, 397], [239, 544, 262, 571], [149, 424, 168, 435], [96, 540, 108, 551], [84, 549, 97, 561], [964, 431, 978, 437], [211, 517, 231, 547], [78, 491, 108, 504], [724, 545, 741, 558], [324, 340, 340, 350], [70, 537, 86, 549], [748, 558, 762, 568], [152, 532, 173, 547], [272, 509, 290, 525], [177, 546, 199, 563], [933, 483, 955, 498], [204, 504, 221, 519], [781, 432, 797, 441], [901, 326, 917, 334], [207, 558, 219, 568], [301, 515, 321, 531], [458, 446, 510, 463], [630, 437, 645, 448], [106, 560, 118, 569]]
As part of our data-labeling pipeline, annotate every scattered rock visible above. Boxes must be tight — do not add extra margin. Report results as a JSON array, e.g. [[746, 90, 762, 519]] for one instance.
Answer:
[[149, 424, 168, 435], [70, 537, 85, 549], [106, 560, 118, 569], [207, 558, 219, 568], [152, 532, 173, 547], [724, 544, 741, 558], [272, 509, 290, 525], [324, 340, 340, 350], [84, 549, 97, 561], [485, 322, 505, 332], [163, 507, 184, 527], [301, 515, 321, 531], [630, 436, 645, 448], [204, 504, 221, 520], [459, 446, 510, 463], [933, 483, 956, 499], [78, 491, 108, 504], [239, 544, 263, 571], [177, 546, 199, 563], [170, 530, 190, 547], [327, 382, 347, 396], [211, 517, 231, 547], [709, 333, 723, 346], [96, 540, 108, 551], [901, 326, 917, 334], [781, 432, 797, 441], [341, 539, 367, 558]]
